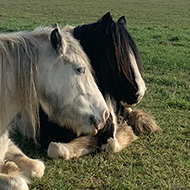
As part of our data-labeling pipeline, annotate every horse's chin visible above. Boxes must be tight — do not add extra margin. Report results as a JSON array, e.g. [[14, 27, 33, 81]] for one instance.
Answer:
[[90, 125, 100, 135], [75, 123, 105, 136], [91, 126, 98, 135], [90, 121, 106, 135]]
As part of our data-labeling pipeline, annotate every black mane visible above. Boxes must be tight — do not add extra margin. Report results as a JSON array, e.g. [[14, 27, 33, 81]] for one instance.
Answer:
[[73, 12, 143, 107]]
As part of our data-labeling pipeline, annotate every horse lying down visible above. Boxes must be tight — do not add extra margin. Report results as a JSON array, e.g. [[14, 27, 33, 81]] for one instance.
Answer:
[[0, 25, 109, 190], [14, 12, 162, 160], [39, 12, 162, 159]]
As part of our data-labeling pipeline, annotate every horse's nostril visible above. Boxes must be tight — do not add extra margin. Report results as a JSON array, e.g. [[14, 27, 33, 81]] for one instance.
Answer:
[[103, 109, 110, 122], [89, 115, 99, 126], [89, 110, 109, 127]]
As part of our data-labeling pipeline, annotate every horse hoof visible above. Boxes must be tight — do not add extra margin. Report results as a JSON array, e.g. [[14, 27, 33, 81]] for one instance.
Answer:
[[48, 142, 70, 159], [25, 159, 45, 178], [16, 158, 45, 178]]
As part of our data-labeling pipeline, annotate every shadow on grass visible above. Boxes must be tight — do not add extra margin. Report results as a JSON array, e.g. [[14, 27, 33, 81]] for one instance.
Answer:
[[10, 130, 47, 159]]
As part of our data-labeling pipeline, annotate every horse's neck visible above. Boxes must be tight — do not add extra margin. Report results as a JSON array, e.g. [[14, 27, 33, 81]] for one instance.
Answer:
[[0, 95, 22, 135], [0, 54, 23, 134]]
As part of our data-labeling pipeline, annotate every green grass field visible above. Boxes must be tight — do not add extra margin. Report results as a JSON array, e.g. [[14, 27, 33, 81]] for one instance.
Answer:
[[1, 0, 190, 189]]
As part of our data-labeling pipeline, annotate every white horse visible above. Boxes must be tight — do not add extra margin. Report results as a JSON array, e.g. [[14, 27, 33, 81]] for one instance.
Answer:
[[0, 25, 109, 190]]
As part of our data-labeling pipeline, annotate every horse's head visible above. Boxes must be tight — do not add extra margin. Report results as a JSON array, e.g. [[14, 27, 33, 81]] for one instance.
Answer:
[[37, 26, 109, 135], [73, 12, 146, 109]]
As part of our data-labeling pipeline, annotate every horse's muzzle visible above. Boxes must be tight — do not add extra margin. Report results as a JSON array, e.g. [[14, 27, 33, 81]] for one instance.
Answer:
[[89, 109, 110, 135]]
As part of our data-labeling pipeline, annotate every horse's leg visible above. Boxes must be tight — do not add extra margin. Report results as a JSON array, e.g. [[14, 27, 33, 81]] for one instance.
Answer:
[[0, 133, 29, 190], [5, 140, 45, 178], [0, 172, 29, 190], [127, 109, 162, 135], [102, 123, 137, 152], [47, 111, 115, 160], [0, 131, 9, 163], [48, 136, 98, 159], [0, 160, 29, 189], [119, 104, 162, 135]]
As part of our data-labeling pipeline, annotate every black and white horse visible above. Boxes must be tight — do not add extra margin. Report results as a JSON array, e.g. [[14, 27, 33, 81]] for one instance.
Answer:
[[73, 12, 146, 109]]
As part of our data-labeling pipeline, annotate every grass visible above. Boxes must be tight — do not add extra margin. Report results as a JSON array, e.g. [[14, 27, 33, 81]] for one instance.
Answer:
[[1, 0, 190, 189]]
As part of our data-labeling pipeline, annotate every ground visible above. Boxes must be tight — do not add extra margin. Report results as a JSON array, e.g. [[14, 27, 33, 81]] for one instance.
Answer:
[[0, 0, 189, 189]]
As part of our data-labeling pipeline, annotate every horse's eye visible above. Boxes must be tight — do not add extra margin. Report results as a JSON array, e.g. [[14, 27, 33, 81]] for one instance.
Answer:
[[75, 67, 85, 75]]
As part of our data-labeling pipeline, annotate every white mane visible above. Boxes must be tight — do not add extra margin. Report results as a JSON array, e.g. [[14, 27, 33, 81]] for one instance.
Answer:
[[0, 29, 41, 137]]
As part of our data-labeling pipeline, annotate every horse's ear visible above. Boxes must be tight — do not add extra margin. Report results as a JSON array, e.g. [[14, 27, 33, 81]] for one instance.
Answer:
[[50, 27, 63, 54], [117, 16, 127, 28], [101, 12, 113, 31], [52, 23, 59, 28]]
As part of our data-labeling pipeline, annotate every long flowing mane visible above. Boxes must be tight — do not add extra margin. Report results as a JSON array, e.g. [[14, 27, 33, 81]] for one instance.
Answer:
[[110, 21, 143, 87], [0, 29, 49, 137], [73, 13, 143, 107]]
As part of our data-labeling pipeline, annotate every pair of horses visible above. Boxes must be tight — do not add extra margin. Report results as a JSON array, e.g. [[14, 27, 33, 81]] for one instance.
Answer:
[[0, 12, 161, 189], [37, 12, 145, 148], [38, 12, 161, 160]]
